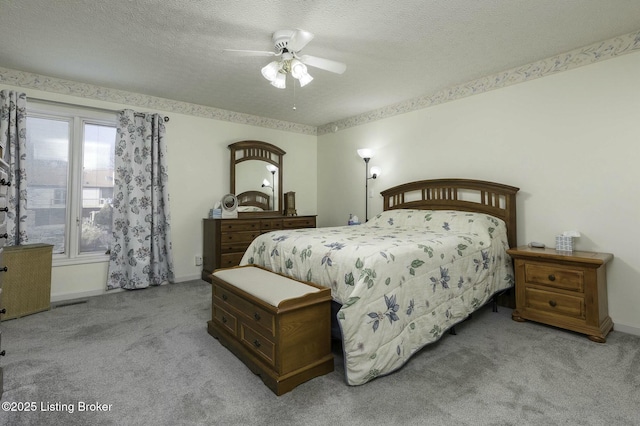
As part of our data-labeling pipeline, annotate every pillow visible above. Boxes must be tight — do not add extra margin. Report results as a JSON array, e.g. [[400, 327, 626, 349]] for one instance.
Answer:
[[237, 205, 264, 212], [364, 209, 506, 237]]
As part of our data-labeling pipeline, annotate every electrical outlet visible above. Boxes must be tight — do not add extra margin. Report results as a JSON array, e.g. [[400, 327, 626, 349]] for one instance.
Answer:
[[195, 256, 203, 266]]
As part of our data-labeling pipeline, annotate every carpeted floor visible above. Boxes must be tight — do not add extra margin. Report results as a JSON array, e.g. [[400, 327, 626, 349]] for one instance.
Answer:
[[0, 280, 638, 426]]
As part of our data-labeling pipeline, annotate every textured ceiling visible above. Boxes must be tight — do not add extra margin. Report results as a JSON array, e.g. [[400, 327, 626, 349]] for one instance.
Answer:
[[1, 0, 640, 129]]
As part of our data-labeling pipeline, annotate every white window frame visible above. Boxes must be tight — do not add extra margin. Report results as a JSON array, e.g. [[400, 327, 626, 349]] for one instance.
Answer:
[[27, 101, 117, 266]]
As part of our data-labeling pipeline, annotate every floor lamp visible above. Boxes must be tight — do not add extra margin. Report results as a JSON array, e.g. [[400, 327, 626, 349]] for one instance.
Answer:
[[357, 149, 380, 222], [262, 164, 277, 209]]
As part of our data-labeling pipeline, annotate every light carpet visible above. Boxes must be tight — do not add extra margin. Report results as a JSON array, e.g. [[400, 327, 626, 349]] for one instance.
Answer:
[[0, 280, 638, 426]]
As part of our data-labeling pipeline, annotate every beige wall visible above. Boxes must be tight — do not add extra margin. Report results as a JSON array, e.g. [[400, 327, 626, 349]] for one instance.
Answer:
[[2, 49, 638, 335], [0, 85, 317, 301], [318, 51, 640, 335]]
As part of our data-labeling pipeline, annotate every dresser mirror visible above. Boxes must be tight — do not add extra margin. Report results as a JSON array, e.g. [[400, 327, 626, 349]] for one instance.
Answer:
[[229, 140, 285, 216]]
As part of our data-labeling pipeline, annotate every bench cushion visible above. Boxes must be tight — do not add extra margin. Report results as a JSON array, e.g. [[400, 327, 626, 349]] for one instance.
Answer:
[[213, 266, 320, 307]]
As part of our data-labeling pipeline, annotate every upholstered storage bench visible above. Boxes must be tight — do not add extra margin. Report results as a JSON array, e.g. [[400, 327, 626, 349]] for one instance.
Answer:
[[207, 265, 334, 395]]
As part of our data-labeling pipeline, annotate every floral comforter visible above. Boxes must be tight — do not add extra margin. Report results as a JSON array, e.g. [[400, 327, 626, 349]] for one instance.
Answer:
[[240, 209, 514, 385]]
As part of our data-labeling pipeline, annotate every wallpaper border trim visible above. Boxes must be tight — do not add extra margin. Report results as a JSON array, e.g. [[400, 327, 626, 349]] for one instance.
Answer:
[[318, 29, 640, 135], [0, 66, 317, 136], [1, 29, 638, 136]]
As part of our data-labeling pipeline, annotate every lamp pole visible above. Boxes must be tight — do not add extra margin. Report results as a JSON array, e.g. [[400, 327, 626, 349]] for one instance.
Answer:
[[270, 169, 275, 209], [363, 156, 370, 222]]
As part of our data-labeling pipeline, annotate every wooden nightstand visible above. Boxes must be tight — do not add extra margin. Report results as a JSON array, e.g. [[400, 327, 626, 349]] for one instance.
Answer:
[[507, 246, 613, 343]]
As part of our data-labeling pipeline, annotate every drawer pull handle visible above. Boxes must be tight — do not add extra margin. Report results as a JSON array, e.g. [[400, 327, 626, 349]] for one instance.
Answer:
[[222, 294, 228, 301], [0, 178, 10, 186], [0, 350, 5, 356], [548, 274, 556, 282], [253, 312, 261, 321], [0, 233, 7, 239], [0, 266, 7, 272], [222, 316, 227, 324], [0, 207, 8, 212], [253, 339, 261, 348], [549, 300, 557, 307], [0, 308, 5, 314]]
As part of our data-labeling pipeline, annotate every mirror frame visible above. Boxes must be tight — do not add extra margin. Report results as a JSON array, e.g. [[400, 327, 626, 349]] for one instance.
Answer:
[[229, 140, 285, 217]]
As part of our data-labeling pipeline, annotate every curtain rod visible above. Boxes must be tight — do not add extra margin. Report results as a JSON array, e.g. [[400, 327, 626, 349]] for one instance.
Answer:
[[27, 97, 170, 122]]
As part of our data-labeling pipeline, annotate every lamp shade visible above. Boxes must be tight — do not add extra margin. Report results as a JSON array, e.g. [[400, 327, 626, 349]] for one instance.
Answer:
[[370, 166, 381, 178], [262, 178, 271, 187], [297, 72, 313, 87], [266, 164, 278, 173], [261, 61, 280, 82], [271, 72, 286, 89], [357, 148, 374, 159], [290, 60, 307, 79]]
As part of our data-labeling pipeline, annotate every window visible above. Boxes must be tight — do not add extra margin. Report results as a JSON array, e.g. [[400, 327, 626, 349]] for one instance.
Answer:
[[26, 102, 116, 263]]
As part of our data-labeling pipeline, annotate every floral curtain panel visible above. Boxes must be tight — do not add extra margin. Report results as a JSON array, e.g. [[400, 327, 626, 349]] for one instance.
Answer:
[[0, 90, 29, 245], [107, 109, 174, 290]]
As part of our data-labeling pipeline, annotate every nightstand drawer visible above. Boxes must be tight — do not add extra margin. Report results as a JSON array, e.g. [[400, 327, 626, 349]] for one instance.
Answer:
[[524, 263, 584, 292], [524, 287, 585, 320]]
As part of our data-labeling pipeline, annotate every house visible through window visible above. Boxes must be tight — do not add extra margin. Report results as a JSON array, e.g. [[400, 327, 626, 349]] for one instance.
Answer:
[[26, 103, 116, 261]]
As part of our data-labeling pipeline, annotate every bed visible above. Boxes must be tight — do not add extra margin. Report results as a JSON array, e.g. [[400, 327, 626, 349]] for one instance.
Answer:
[[240, 178, 519, 385], [236, 190, 269, 212]]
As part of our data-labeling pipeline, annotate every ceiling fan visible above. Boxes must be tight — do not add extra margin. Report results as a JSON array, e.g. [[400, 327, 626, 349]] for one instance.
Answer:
[[224, 29, 347, 89]]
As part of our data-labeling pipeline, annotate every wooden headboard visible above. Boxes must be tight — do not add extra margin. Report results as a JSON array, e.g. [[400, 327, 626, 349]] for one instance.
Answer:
[[381, 179, 519, 248], [237, 190, 270, 211]]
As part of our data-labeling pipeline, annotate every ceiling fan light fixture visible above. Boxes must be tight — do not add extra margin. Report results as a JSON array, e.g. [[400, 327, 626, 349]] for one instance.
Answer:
[[261, 61, 280, 82], [297, 72, 313, 87], [290, 59, 306, 78], [271, 72, 286, 89], [290, 59, 313, 87], [227, 28, 347, 91]]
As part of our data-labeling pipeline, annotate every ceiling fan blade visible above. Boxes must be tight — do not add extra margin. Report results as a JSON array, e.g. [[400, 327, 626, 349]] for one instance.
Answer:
[[299, 55, 347, 74], [287, 29, 314, 52], [223, 49, 277, 57]]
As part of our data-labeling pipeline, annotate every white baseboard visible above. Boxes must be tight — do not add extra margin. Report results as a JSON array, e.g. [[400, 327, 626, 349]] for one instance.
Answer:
[[51, 275, 206, 303], [613, 322, 640, 337], [51, 287, 122, 303], [174, 274, 205, 283]]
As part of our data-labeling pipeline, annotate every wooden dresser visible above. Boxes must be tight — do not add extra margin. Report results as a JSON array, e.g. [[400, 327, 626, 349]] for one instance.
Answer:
[[202, 215, 316, 280], [0, 140, 9, 398], [508, 246, 613, 342]]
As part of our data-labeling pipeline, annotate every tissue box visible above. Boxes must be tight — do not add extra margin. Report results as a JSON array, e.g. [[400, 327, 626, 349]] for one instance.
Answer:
[[555, 235, 574, 252]]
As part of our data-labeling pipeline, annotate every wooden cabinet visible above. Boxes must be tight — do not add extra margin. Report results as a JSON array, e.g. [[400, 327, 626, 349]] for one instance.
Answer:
[[508, 246, 613, 342], [1, 244, 53, 320], [202, 216, 316, 280], [0, 151, 8, 398]]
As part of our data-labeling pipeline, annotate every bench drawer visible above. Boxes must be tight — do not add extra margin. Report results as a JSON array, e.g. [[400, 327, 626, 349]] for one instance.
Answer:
[[213, 283, 275, 335], [241, 324, 275, 366], [212, 304, 237, 336]]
